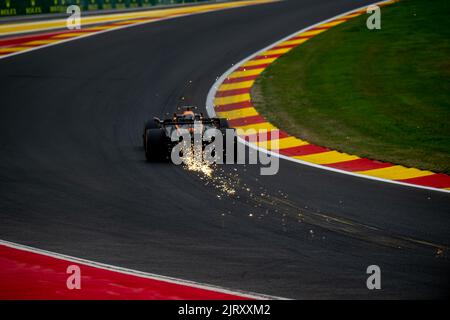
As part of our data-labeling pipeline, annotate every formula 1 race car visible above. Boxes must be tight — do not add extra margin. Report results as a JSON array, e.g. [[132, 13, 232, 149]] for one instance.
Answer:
[[142, 106, 236, 162]]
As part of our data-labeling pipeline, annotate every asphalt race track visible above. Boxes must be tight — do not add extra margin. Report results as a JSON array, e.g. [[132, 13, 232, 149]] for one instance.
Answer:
[[1, 0, 449, 299]]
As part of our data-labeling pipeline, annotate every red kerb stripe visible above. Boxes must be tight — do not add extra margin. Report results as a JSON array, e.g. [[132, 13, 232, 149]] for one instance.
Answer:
[[228, 115, 266, 127], [0, 244, 249, 300], [252, 54, 283, 60], [241, 130, 290, 142], [215, 88, 251, 97], [237, 63, 270, 71], [222, 75, 259, 84], [271, 44, 298, 50], [279, 144, 329, 156], [325, 158, 393, 172], [398, 173, 450, 189], [215, 101, 253, 112]]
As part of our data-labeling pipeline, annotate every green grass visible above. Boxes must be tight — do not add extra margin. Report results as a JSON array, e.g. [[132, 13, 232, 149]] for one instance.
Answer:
[[252, 0, 450, 173]]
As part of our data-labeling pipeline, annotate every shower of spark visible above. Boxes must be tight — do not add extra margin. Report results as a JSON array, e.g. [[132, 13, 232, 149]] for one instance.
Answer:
[[182, 146, 236, 196]]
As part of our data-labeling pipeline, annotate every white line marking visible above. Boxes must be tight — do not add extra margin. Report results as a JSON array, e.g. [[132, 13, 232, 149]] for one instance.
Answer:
[[0, 0, 277, 61], [0, 239, 285, 300], [205, 0, 450, 194]]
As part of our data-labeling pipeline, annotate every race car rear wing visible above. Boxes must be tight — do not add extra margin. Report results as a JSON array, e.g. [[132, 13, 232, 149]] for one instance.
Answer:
[[154, 117, 220, 126]]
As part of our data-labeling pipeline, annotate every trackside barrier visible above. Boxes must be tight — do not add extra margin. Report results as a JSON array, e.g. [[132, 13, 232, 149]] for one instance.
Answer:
[[0, 0, 212, 17]]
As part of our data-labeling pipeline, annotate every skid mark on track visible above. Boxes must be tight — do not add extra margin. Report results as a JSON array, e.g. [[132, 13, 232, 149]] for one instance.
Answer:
[[180, 152, 448, 255], [250, 192, 449, 255]]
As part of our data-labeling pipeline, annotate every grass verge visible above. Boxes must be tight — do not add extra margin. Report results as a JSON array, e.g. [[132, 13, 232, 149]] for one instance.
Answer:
[[252, 0, 450, 173]]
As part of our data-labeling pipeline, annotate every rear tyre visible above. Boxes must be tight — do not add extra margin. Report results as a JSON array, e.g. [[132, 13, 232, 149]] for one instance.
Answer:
[[144, 128, 167, 162], [142, 120, 159, 145], [144, 120, 159, 130]]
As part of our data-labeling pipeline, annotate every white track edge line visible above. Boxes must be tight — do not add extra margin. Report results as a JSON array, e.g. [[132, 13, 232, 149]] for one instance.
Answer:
[[0, 0, 278, 61], [0, 0, 246, 33], [0, 239, 286, 300], [205, 0, 450, 195]]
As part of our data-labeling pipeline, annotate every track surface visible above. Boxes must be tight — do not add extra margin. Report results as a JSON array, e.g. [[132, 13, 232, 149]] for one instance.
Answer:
[[0, 0, 449, 299]]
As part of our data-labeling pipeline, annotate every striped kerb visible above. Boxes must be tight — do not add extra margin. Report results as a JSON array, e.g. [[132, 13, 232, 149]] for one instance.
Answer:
[[212, 0, 450, 190]]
